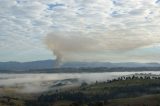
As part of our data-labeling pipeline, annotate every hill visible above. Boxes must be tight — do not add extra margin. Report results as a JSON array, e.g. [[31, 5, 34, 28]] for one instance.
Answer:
[[1, 75, 160, 106], [0, 60, 160, 71]]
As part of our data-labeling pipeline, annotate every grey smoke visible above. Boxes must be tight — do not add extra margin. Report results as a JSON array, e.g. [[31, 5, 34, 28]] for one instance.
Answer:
[[45, 31, 160, 65]]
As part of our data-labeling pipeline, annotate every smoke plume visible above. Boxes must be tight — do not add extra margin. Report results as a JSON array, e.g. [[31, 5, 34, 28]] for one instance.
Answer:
[[45, 31, 160, 65]]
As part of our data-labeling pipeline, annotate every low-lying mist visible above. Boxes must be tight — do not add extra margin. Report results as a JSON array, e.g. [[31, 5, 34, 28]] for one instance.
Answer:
[[0, 71, 160, 93]]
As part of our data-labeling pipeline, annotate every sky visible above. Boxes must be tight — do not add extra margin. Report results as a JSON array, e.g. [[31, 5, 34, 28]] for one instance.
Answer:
[[0, 0, 160, 62]]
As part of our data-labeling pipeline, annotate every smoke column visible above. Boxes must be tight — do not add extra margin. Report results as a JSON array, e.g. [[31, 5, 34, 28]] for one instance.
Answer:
[[45, 31, 160, 66]]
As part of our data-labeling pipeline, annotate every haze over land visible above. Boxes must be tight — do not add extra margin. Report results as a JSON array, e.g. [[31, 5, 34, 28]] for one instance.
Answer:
[[0, 72, 159, 93]]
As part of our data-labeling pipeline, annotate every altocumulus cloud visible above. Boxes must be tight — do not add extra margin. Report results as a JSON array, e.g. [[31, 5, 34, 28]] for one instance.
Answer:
[[0, 0, 160, 62]]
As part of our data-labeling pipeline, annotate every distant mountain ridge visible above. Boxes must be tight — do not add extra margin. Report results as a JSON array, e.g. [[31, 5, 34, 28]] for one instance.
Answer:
[[0, 60, 160, 71], [0, 60, 54, 71]]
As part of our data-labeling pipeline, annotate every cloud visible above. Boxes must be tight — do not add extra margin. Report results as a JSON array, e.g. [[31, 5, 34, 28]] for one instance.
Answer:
[[0, 0, 160, 62]]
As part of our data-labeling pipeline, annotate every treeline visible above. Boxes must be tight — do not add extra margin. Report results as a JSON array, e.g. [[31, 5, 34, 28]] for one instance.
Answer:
[[2, 67, 160, 73], [29, 67, 160, 73]]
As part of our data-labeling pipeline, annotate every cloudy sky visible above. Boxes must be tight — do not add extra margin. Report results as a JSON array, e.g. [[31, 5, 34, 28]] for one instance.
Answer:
[[0, 0, 160, 62]]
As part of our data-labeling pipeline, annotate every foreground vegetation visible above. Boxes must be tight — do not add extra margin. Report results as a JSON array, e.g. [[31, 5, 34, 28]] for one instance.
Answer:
[[1, 75, 160, 106]]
